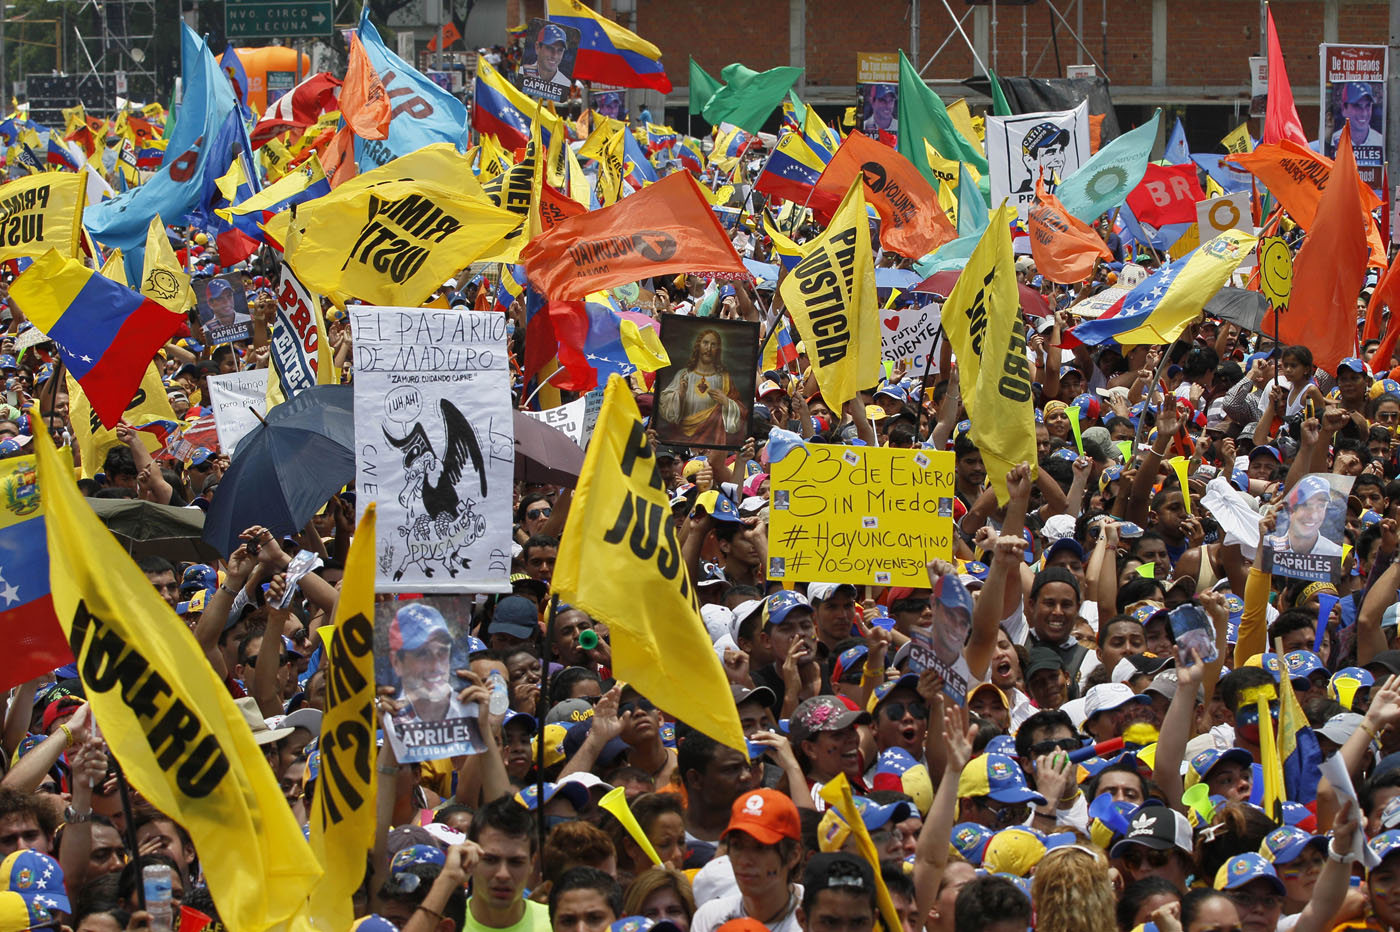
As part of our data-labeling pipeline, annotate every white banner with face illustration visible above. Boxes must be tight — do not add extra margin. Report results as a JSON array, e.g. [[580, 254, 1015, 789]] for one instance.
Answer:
[[351, 307, 515, 592], [986, 100, 1091, 221]]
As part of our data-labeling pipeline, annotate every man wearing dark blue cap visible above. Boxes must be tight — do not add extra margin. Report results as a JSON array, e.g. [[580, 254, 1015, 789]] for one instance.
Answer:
[[1331, 81, 1383, 152], [390, 603, 468, 723], [527, 23, 571, 88]]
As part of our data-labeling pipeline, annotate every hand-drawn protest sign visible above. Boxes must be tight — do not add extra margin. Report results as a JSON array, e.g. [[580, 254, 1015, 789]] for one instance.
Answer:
[[879, 301, 942, 373], [205, 369, 268, 456], [522, 390, 604, 448], [351, 306, 514, 592], [767, 445, 955, 586], [986, 101, 1090, 220]]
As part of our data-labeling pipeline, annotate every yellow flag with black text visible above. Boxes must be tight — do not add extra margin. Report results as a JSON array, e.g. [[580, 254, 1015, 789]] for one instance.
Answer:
[[33, 411, 322, 931], [0, 172, 85, 261], [307, 503, 378, 930], [553, 377, 745, 754], [283, 178, 520, 307], [778, 175, 878, 411], [940, 203, 1038, 505], [66, 365, 179, 480]]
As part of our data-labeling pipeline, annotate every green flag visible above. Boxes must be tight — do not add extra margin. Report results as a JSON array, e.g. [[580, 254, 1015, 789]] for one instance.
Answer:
[[896, 50, 987, 183], [701, 63, 803, 133], [689, 58, 723, 117], [988, 70, 1013, 116]]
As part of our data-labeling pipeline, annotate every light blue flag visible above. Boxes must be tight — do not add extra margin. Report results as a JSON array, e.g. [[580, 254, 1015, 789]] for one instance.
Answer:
[[84, 23, 237, 273], [957, 162, 989, 237], [354, 6, 470, 171], [622, 130, 658, 185], [1191, 153, 1254, 195], [913, 233, 981, 276], [1055, 109, 1161, 224], [1165, 117, 1191, 165]]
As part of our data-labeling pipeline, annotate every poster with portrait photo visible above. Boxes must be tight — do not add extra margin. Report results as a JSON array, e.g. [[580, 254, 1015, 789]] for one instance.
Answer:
[[591, 88, 624, 121], [859, 83, 898, 144], [986, 100, 1091, 221], [1261, 473, 1355, 582], [1321, 44, 1387, 165], [652, 314, 759, 451], [905, 574, 971, 705], [375, 595, 487, 763], [193, 273, 252, 346], [516, 18, 580, 103]]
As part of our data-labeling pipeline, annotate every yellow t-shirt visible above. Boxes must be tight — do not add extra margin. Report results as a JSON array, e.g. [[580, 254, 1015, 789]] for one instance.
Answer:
[[462, 898, 552, 932]]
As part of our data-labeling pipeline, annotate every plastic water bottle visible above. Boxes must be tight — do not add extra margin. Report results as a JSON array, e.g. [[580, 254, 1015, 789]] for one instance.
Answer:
[[143, 863, 173, 931], [488, 670, 509, 716]]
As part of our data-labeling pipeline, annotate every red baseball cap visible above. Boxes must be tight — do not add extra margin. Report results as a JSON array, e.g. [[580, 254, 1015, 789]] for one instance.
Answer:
[[723, 789, 801, 845]]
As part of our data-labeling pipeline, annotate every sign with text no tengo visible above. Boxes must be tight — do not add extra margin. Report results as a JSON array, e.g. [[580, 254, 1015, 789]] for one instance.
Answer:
[[767, 445, 955, 586]]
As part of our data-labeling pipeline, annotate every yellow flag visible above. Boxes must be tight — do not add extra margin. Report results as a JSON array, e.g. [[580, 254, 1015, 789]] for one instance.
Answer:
[[820, 775, 903, 932], [0, 173, 86, 261], [937, 178, 958, 227], [99, 249, 127, 287], [778, 175, 878, 411], [477, 132, 512, 182], [283, 178, 519, 307], [553, 376, 745, 754], [140, 215, 194, 313], [33, 412, 323, 930], [307, 504, 379, 930], [594, 124, 627, 207], [946, 98, 983, 149], [479, 141, 538, 263], [1221, 122, 1254, 155], [921, 140, 981, 190], [940, 203, 1038, 504], [67, 366, 179, 479]]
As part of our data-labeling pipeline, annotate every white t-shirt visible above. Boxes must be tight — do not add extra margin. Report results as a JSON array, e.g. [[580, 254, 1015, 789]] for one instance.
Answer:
[[690, 887, 805, 932]]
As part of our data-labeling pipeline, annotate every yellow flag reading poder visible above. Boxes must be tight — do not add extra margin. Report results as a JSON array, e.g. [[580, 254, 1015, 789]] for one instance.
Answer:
[[307, 503, 379, 930], [33, 415, 322, 931], [552, 376, 746, 753], [778, 175, 878, 411], [940, 203, 1038, 505]]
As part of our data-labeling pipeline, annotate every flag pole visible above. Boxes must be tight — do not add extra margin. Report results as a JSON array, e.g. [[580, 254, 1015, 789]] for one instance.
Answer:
[[915, 326, 942, 441], [536, 594, 559, 856], [112, 756, 148, 912]]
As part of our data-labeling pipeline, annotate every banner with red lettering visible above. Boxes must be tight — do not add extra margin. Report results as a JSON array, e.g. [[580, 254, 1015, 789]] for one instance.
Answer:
[[268, 262, 332, 401]]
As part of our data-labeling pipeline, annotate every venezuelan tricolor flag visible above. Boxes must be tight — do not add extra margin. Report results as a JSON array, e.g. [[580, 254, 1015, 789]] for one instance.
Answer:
[[546, 0, 673, 94], [495, 264, 527, 314], [675, 137, 705, 174], [763, 214, 804, 272], [472, 59, 534, 151], [755, 131, 826, 204], [11, 250, 182, 429]]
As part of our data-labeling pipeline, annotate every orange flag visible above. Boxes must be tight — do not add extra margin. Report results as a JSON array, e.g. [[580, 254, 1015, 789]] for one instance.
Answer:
[[319, 125, 358, 188], [1264, 126, 1369, 374], [1028, 176, 1111, 284], [520, 170, 748, 301], [1226, 139, 1385, 266], [427, 21, 461, 52], [1363, 258, 1400, 342], [809, 130, 957, 259], [340, 33, 390, 141], [1262, 6, 1309, 147]]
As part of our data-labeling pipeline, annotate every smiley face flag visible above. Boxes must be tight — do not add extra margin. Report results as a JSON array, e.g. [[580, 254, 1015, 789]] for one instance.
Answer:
[[1258, 235, 1293, 312]]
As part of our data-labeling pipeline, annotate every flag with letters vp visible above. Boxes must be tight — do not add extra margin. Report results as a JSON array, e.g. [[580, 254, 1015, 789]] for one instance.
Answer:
[[552, 376, 745, 754]]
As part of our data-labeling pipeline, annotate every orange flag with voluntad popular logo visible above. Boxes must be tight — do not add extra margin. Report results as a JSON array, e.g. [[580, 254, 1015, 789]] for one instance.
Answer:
[[809, 129, 957, 259], [520, 170, 748, 301], [1264, 125, 1370, 374], [1028, 176, 1111, 284], [340, 33, 390, 140]]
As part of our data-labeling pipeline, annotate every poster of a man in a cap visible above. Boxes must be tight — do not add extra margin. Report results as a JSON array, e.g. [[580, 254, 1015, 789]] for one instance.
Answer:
[[1014, 122, 1071, 194], [1262, 473, 1353, 583], [1321, 44, 1387, 163], [193, 273, 252, 345], [517, 18, 579, 103], [1330, 82, 1384, 156], [861, 84, 898, 137]]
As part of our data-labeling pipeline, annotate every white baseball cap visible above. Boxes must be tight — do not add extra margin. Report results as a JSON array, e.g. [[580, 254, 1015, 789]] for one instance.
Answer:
[[1083, 682, 1151, 721]]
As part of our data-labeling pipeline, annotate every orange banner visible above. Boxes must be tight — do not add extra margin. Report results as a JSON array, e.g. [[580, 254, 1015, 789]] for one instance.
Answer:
[[521, 171, 748, 301], [810, 130, 957, 259], [1028, 177, 1111, 285], [340, 33, 390, 140]]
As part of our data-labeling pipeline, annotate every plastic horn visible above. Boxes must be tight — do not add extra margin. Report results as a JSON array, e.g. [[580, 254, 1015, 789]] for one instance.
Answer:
[[599, 785, 663, 866]]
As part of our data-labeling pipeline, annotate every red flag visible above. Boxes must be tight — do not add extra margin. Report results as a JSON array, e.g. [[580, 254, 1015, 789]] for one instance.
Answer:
[[339, 34, 391, 141], [809, 130, 956, 258], [1263, 6, 1309, 146], [1265, 126, 1368, 373], [1029, 177, 1112, 284], [250, 72, 342, 148], [427, 21, 461, 52], [520, 171, 748, 301], [1125, 163, 1206, 228], [536, 181, 587, 231]]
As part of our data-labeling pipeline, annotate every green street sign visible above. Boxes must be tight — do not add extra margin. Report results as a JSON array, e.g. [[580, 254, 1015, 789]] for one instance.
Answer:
[[225, 0, 335, 39]]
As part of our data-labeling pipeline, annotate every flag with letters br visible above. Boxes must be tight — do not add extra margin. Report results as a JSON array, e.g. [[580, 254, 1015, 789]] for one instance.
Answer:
[[33, 411, 321, 932], [552, 376, 746, 754]]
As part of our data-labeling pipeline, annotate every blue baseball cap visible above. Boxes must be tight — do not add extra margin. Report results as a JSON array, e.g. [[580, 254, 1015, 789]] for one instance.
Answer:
[[513, 781, 590, 812], [1330, 667, 1376, 710], [610, 918, 683, 932], [0, 356, 15, 371], [1283, 650, 1326, 683], [1214, 852, 1285, 895], [832, 645, 869, 684], [182, 563, 217, 594], [0, 849, 69, 913], [1249, 445, 1281, 463], [695, 489, 743, 524], [390, 844, 446, 874], [957, 753, 1047, 805], [388, 603, 451, 652], [951, 822, 994, 865], [763, 590, 812, 628], [1338, 357, 1369, 376], [1369, 830, 1400, 866], [985, 734, 1019, 758], [536, 22, 568, 46], [1343, 81, 1375, 104], [874, 384, 908, 404], [1287, 475, 1332, 508], [1185, 748, 1254, 790], [1259, 826, 1327, 865], [207, 277, 233, 299]]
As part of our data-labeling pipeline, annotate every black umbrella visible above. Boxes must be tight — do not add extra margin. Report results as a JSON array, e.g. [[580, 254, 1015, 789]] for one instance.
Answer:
[[1204, 287, 1270, 332], [88, 498, 221, 564], [203, 384, 355, 556], [513, 410, 584, 488]]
